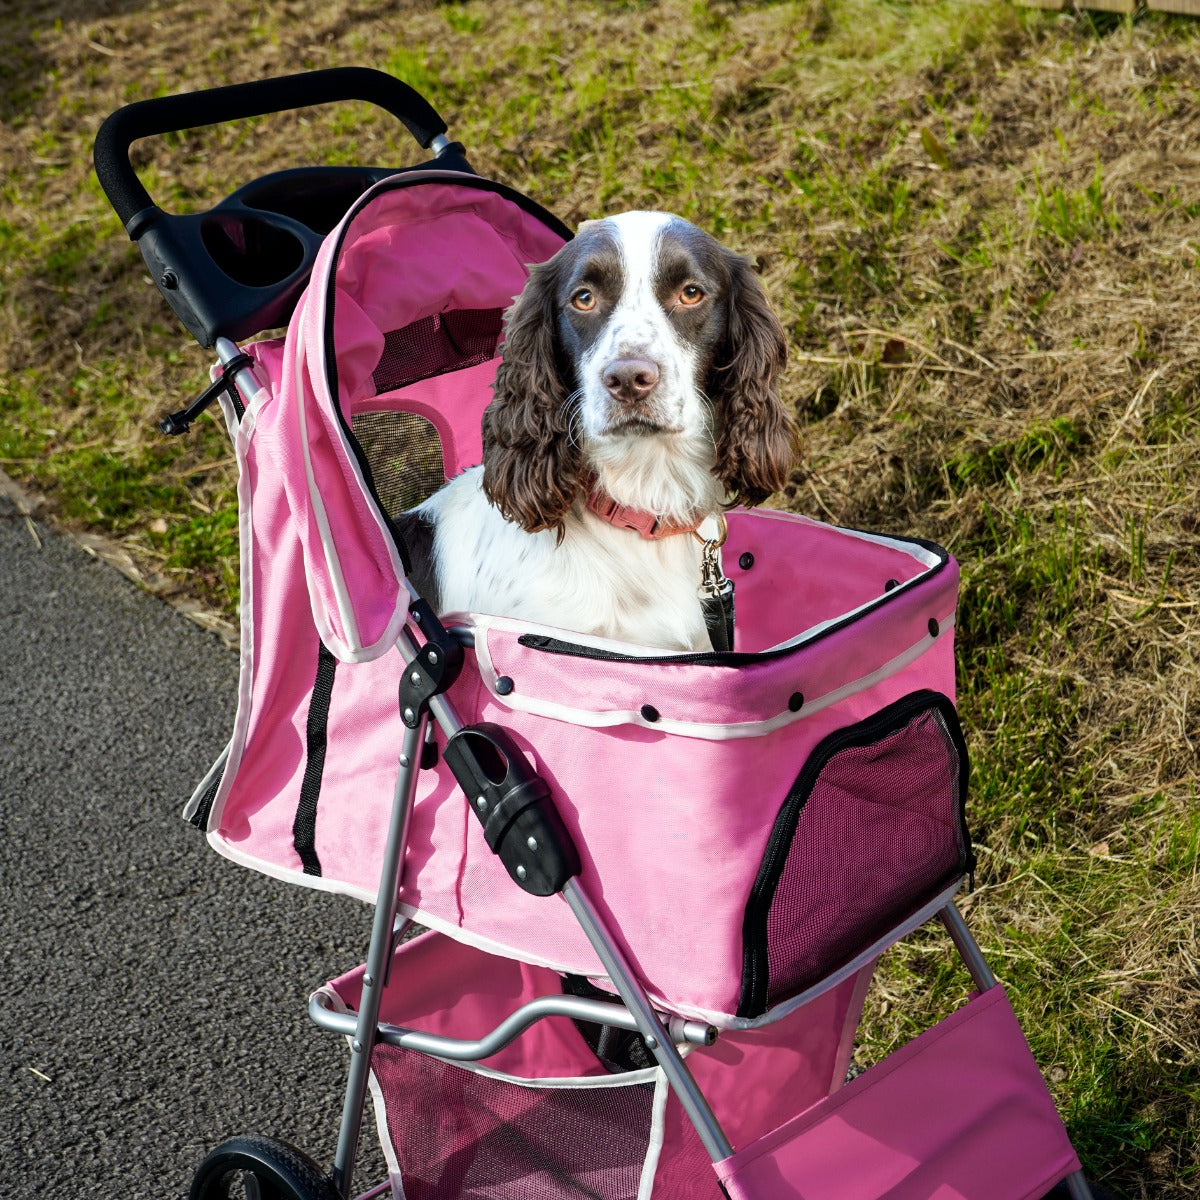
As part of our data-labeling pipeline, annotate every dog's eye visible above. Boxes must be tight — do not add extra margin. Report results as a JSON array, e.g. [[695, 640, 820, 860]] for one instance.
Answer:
[[678, 284, 705, 306], [571, 289, 597, 312]]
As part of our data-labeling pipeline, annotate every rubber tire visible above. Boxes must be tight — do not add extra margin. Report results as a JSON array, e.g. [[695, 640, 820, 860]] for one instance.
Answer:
[[189, 1135, 340, 1200], [1043, 1179, 1120, 1200]]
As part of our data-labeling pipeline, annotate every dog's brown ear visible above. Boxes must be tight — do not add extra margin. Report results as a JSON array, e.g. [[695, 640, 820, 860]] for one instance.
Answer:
[[710, 252, 797, 506], [482, 257, 582, 537]]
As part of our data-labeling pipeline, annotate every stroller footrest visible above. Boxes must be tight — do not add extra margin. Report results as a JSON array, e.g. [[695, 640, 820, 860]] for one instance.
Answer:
[[715, 984, 1080, 1200]]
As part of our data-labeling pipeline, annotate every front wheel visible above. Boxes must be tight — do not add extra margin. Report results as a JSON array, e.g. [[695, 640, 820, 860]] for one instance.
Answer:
[[190, 1135, 340, 1200], [1043, 1177, 1120, 1200]]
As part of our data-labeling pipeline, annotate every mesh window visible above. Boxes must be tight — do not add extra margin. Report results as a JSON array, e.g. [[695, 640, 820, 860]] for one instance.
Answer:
[[351, 409, 447, 518], [372, 1046, 655, 1200], [373, 307, 504, 394], [740, 691, 972, 1017]]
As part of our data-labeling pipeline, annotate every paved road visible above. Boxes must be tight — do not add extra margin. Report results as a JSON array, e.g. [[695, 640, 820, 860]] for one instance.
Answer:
[[0, 488, 387, 1198]]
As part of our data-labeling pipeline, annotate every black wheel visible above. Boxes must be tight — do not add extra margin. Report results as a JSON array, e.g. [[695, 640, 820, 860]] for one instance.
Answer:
[[190, 1135, 340, 1200], [1042, 1178, 1120, 1200]]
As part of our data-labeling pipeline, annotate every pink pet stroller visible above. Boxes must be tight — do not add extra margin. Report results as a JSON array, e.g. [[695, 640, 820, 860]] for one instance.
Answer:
[[96, 69, 1105, 1200]]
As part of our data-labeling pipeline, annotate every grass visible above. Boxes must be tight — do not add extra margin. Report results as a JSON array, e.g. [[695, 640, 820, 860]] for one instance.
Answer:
[[1, 1, 1198, 1196]]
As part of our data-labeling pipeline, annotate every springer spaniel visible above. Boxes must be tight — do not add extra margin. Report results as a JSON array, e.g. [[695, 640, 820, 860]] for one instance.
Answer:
[[400, 211, 796, 652]]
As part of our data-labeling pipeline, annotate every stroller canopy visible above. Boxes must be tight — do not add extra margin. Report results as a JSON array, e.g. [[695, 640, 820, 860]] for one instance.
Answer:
[[267, 174, 567, 661]]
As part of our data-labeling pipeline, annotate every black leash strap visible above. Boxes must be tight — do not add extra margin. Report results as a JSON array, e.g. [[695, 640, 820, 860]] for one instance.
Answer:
[[702, 580, 736, 653]]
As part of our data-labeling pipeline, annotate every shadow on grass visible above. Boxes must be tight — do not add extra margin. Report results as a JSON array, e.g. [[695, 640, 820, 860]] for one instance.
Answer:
[[0, 0, 155, 123]]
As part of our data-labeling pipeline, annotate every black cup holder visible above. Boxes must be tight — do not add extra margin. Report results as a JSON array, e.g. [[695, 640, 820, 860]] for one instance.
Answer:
[[240, 170, 386, 236], [200, 211, 309, 288]]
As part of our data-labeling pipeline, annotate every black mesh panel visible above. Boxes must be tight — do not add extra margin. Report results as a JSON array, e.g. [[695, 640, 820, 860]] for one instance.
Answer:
[[373, 307, 504, 394], [740, 691, 972, 1017], [351, 409, 447, 517], [372, 1046, 655, 1200]]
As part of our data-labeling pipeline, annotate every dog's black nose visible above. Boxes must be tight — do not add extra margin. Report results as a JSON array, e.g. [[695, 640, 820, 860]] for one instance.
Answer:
[[603, 358, 660, 404]]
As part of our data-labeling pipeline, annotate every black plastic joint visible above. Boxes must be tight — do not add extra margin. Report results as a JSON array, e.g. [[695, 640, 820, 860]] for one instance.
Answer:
[[444, 723, 580, 896], [159, 354, 255, 435], [398, 603, 464, 727]]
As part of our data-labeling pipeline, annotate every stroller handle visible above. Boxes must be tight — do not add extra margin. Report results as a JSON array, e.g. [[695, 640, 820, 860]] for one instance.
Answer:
[[94, 67, 449, 229]]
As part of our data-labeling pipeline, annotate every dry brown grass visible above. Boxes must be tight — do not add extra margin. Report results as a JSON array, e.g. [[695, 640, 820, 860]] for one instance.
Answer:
[[1, 2, 1197, 1196]]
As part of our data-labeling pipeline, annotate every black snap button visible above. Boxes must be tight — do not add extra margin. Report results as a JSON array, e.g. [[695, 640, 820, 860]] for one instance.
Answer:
[[928, 618, 940, 638], [738, 552, 755, 570], [495, 675, 515, 695], [788, 692, 804, 712], [885, 578, 900, 592], [640, 704, 660, 723]]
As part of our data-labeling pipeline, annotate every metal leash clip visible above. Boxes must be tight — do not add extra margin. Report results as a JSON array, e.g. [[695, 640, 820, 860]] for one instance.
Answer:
[[695, 514, 735, 652]]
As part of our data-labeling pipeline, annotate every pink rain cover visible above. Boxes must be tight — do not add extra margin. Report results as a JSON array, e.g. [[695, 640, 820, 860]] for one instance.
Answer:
[[195, 174, 965, 1022]]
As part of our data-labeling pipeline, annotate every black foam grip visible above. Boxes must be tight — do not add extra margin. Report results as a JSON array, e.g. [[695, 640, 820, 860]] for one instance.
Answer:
[[94, 67, 448, 228]]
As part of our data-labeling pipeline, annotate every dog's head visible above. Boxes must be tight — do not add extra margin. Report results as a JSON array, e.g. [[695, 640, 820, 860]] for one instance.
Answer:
[[482, 211, 797, 535]]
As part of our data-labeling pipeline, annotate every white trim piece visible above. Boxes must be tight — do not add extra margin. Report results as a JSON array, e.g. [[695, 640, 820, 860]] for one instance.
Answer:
[[204, 828, 377, 903], [183, 743, 231, 825], [308, 230, 415, 662], [427, 1053, 660, 1091], [743, 508, 944, 568], [473, 614, 956, 741], [722, 879, 964, 1033], [295, 324, 364, 655], [390, 900, 605, 978], [637, 1070, 670, 1200], [184, 387, 263, 830], [315, 986, 404, 1194], [366, 1071, 403, 1194]]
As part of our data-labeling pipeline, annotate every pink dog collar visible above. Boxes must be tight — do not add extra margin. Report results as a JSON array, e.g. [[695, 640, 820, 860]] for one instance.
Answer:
[[585, 482, 707, 540]]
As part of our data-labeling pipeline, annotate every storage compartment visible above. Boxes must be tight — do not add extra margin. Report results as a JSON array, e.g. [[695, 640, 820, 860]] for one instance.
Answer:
[[324, 932, 716, 1200]]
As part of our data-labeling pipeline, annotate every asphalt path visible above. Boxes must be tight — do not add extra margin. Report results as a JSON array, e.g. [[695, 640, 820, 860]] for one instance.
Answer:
[[0, 488, 388, 1198]]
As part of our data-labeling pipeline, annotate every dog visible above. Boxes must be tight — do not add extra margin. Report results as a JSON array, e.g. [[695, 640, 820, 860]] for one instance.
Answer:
[[398, 210, 796, 652]]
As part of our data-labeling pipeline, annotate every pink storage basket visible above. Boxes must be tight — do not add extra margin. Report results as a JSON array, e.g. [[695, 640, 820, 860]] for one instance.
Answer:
[[321, 937, 1080, 1200], [321, 930, 878, 1200]]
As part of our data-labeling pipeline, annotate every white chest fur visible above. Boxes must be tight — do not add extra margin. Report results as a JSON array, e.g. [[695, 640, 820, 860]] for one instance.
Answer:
[[420, 466, 711, 652]]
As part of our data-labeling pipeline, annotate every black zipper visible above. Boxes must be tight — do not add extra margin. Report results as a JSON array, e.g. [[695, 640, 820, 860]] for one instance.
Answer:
[[188, 754, 226, 831], [737, 689, 973, 1018]]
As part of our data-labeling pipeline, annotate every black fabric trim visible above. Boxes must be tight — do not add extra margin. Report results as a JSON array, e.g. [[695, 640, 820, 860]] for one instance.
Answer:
[[188, 760, 225, 831], [294, 641, 338, 876], [391, 509, 440, 613], [515, 535, 951, 669], [737, 689, 973, 1018]]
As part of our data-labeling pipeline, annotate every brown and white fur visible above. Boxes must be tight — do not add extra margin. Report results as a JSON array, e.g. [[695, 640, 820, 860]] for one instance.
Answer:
[[402, 211, 796, 652]]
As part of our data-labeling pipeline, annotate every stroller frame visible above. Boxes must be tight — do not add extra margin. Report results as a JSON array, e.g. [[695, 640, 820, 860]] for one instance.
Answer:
[[96, 69, 1102, 1200]]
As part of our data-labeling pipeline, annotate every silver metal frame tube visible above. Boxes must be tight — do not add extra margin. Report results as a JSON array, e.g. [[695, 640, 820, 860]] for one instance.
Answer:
[[1064, 1171, 1096, 1199], [332, 713, 426, 1199], [938, 902, 998, 991], [561, 879, 733, 1163], [311, 989, 717, 1061], [216, 336, 268, 406]]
